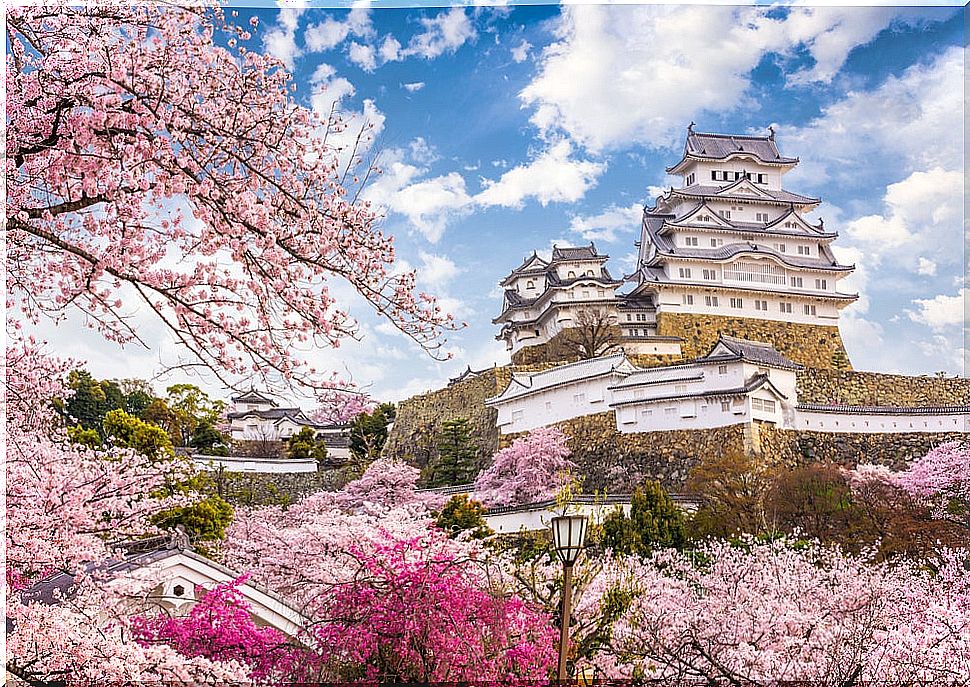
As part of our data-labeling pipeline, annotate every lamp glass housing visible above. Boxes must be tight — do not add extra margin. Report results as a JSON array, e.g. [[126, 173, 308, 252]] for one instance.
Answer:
[[551, 514, 588, 566]]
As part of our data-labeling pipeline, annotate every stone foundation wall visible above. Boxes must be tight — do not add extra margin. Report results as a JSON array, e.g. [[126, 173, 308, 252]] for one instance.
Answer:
[[656, 312, 851, 369], [755, 423, 967, 471], [382, 369, 509, 468], [212, 468, 353, 507], [796, 367, 970, 406], [499, 411, 750, 492]]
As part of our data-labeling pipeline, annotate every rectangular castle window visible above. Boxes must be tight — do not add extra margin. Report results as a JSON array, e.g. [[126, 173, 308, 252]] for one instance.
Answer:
[[779, 302, 792, 313], [730, 297, 743, 308], [790, 276, 803, 287], [678, 267, 692, 278], [683, 294, 694, 305], [803, 304, 817, 316], [754, 299, 768, 311]]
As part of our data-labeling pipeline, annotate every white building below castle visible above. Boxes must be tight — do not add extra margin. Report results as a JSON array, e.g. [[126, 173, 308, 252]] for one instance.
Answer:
[[486, 336, 969, 437]]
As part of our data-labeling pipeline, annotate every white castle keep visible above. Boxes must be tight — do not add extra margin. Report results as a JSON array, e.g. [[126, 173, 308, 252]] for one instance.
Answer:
[[495, 126, 857, 361]]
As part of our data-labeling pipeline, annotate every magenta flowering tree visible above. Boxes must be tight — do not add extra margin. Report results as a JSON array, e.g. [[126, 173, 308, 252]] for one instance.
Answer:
[[132, 575, 307, 682], [6, 3, 455, 391], [895, 442, 969, 527], [224, 500, 556, 682], [474, 426, 579, 507]]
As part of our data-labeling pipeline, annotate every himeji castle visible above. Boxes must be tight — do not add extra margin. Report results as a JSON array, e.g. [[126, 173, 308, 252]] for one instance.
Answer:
[[495, 126, 858, 369]]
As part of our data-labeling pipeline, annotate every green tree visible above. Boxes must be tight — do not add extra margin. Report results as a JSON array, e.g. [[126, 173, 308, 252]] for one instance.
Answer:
[[103, 408, 174, 459], [63, 369, 109, 432], [435, 494, 492, 539], [189, 420, 229, 456], [118, 378, 158, 417], [66, 425, 101, 449], [601, 482, 686, 557], [286, 426, 328, 465], [349, 403, 394, 463], [427, 418, 479, 487], [165, 383, 225, 446]]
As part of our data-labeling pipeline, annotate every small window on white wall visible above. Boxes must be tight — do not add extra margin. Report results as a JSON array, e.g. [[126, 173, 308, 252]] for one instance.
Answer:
[[664, 407, 676, 416], [718, 365, 728, 375], [511, 410, 523, 422], [545, 401, 552, 411], [573, 392, 586, 404], [720, 401, 730, 411]]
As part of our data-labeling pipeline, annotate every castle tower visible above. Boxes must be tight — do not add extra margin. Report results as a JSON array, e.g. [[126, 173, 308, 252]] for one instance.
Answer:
[[627, 126, 857, 368]]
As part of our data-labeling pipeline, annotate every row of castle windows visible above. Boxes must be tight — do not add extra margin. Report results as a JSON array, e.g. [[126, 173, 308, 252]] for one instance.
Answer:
[[678, 293, 819, 316], [711, 170, 768, 184]]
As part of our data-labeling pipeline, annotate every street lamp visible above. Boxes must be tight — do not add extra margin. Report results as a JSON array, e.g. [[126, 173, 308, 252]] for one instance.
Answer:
[[551, 514, 588, 682]]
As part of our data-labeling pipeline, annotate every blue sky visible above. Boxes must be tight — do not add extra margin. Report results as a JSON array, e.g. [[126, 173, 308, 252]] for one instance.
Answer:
[[42, 3, 967, 406]]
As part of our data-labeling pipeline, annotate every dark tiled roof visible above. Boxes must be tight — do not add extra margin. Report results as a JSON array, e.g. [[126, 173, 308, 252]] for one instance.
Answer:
[[668, 129, 798, 170], [797, 403, 970, 416], [226, 407, 305, 421], [641, 213, 851, 272], [611, 372, 785, 407], [230, 389, 278, 406], [708, 335, 802, 370], [672, 184, 819, 206], [551, 242, 604, 262]]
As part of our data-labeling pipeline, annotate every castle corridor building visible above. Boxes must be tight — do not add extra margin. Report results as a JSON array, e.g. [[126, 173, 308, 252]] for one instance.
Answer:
[[495, 126, 858, 369]]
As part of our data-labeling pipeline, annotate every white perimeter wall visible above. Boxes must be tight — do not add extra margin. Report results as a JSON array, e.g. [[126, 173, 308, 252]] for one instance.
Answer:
[[795, 410, 969, 434]]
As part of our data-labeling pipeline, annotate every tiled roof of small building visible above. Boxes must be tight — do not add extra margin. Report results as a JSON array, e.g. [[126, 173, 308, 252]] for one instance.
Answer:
[[611, 372, 786, 407], [487, 352, 633, 404], [230, 389, 278, 406], [551, 242, 604, 262], [707, 335, 802, 370], [226, 406, 306, 421], [797, 403, 970, 416]]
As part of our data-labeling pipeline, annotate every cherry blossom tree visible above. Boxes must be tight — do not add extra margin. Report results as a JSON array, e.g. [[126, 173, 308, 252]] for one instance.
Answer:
[[895, 442, 970, 528], [132, 575, 308, 682], [224, 501, 556, 682], [594, 538, 970, 682], [4, 339, 248, 685], [7, 3, 455, 391], [334, 457, 445, 514], [311, 388, 377, 425], [474, 426, 579, 507]]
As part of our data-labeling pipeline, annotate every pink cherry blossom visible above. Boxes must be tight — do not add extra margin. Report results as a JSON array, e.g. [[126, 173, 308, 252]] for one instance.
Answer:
[[474, 426, 578, 507]]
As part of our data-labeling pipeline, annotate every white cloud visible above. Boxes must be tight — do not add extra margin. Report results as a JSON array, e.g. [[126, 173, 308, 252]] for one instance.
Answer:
[[906, 288, 966, 331], [917, 258, 937, 277], [393, 173, 473, 243], [348, 42, 377, 72], [520, 5, 907, 152], [418, 251, 460, 291], [568, 203, 642, 243], [408, 137, 438, 165], [844, 168, 963, 268], [781, 46, 964, 190], [475, 140, 605, 209], [404, 8, 476, 59], [309, 65, 385, 166], [304, 8, 373, 52], [511, 39, 531, 63], [402, 81, 425, 93], [262, 7, 305, 70], [379, 35, 402, 62]]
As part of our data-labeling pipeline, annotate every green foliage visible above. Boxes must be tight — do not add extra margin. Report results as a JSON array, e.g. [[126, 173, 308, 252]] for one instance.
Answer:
[[601, 482, 686, 556], [152, 494, 234, 548], [286, 426, 328, 464], [67, 425, 101, 449], [426, 418, 479, 488], [190, 420, 229, 456], [165, 384, 225, 446], [62, 370, 164, 437], [349, 403, 394, 463], [103, 408, 173, 459], [435, 494, 492, 539], [118, 378, 157, 417]]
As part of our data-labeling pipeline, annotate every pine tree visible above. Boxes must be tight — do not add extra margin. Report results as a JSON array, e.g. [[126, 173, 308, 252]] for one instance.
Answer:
[[428, 418, 479, 487], [601, 481, 686, 556]]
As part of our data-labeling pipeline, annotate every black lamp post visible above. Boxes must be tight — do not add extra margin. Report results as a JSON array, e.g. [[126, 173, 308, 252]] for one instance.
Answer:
[[551, 514, 589, 682]]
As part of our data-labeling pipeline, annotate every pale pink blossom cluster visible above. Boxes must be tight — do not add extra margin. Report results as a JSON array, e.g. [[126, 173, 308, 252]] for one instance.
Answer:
[[311, 387, 377, 425], [474, 426, 578, 507], [7, 4, 456, 391], [334, 457, 446, 514]]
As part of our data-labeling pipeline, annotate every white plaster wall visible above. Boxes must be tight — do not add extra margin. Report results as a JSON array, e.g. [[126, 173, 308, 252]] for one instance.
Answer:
[[794, 411, 969, 434], [616, 397, 748, 433], [495, 374, 621, 435], [193, 455, 318, 473], [485, 501, 633, 534]]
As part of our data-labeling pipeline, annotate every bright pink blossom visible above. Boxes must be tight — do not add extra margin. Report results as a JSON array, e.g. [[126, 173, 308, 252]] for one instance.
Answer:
[[474, 426, 578, 507]]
